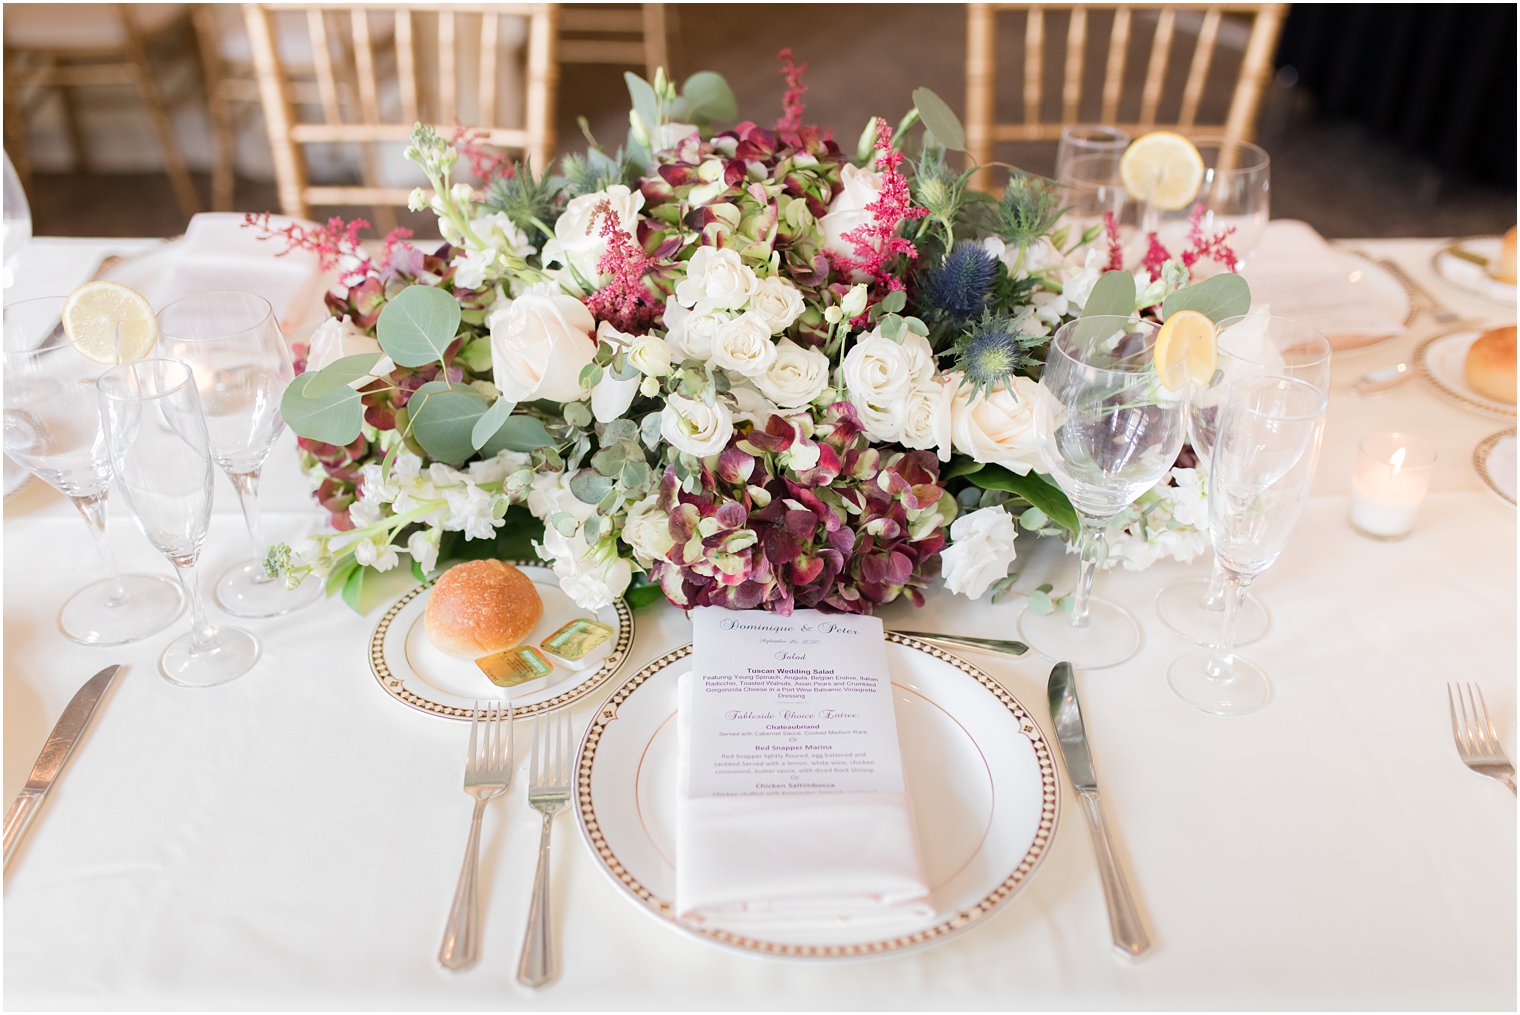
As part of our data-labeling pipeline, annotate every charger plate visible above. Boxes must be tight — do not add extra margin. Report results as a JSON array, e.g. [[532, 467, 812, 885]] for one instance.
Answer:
[[1415, 328, 1518, 421], [1474, 429, 1517, 507], [1432, 237, 1516, 306], [575, 635, 1059, 960]]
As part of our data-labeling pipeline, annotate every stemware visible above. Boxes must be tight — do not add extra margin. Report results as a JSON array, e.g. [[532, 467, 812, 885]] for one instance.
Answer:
[[1057, 152, 1135, 260], [1054, 125, 1131, 180], [1137, 136, 1270, 274], [3, 151, 30, 289], [157, 291, 320, 617], [1019, 316, 1188, 669], [2, 297, 183, 644], [1155, 315, 1332, 647], [97, 357, 259, 686], [1167, 376, 1327, 715]]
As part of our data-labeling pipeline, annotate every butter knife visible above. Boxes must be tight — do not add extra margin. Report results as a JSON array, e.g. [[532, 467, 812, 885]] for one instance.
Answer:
[[3, 664, 122, 869], [894, 631, 1029, 657], [1047, 662, 1152, 957]]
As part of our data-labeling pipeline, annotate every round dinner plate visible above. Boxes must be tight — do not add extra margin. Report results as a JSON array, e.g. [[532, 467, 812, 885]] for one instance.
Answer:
[[368, 563, 634, 721], [575, 636, 1059, 960], [1432, 236, 1516, 306], [1325, 249, 1415, 355], [1474, 429, 1517, 507], [1414, 328, 1518, 421]]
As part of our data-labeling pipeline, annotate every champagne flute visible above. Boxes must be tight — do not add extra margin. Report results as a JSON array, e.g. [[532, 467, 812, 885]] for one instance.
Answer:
[[1155, 315, 1332, 647], [1019, 316, 1188, 669], [97, 358, 259, 686], [1168, 376, 1327, 716], [157, 291, 320, 617], [2, 296, 184, 644], [1138, 136, 1270, 275]]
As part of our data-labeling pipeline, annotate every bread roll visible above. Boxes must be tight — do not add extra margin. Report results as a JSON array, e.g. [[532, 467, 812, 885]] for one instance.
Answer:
[[1491, 227, 1517, 285], [1464, 325, 1517, 404], [425, 560, 543, 657]]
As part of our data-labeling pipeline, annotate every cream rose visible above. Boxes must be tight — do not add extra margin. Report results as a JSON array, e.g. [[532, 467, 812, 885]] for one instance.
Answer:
[[899, 379, 954, 452], [660, 393, 734, 458], [747, 275, 806, 334], [663, 299, 729, 362], [674, 247, 757, 311], [947, 374, 1049, 474], [305, 317, 394, 387], [541, 185, 645, 284], [628, 335, 673, 377], [754, 339, 829, 409], [621, 493, 675, 566], [841, 328, 935, 412], [940, 506, 1019, 599], [819, 163, 884, 265], [488, 289, 596, 403], [711, 312, 778, 378]]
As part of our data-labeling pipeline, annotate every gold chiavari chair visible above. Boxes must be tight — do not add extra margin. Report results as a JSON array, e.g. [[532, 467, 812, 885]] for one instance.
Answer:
[[964, 3, 1288, 191], [558, 3, 671, 81], [243, 4, 558, 223]]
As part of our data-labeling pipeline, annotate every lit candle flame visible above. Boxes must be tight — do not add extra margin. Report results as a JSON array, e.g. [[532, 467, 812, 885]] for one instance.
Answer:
[[1389, 446, 1407, 475]]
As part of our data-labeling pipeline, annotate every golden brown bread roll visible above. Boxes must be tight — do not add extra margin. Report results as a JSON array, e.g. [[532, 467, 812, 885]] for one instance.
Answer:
[[1465, 325, 1517, 404], [1491, 227, 1517, 285], [425, 560, 543, 658]]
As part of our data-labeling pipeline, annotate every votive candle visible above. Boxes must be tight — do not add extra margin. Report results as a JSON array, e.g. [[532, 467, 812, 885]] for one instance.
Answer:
[[1349, 432, 1436, 540]]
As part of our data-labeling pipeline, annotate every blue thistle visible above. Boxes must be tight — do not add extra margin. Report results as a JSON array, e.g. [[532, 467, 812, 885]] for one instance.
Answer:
[[919, 241, 1000, 320], [951, 310, 1044, 399]]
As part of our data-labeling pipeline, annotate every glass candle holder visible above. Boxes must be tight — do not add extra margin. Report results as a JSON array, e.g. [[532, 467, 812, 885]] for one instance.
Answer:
[[1349, 433, 1436, 540]]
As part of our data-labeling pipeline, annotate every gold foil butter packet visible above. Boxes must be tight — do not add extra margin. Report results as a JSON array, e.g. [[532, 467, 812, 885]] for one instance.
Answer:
[[475, 645, 553, 687], [540, 618, 614, 667]]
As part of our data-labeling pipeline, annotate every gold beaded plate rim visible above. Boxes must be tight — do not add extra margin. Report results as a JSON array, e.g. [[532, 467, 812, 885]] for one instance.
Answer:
[[1431, 237, 1517, 307], [1413, 328, 1518, 422], [573, 634, 1061, 961], [1473, 428, 1517, 507], [367, 560, 635, 722]]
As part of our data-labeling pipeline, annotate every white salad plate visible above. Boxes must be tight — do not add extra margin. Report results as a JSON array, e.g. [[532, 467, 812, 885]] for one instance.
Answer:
[[1414, 329, 1518, 421], [369, 562, 634, 721], [1474, 429, 1517, 507], [575, 635, 1059, 960], [1432, 236, 1516, 306]]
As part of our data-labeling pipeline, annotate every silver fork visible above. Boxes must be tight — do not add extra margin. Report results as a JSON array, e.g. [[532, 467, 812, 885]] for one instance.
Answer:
[[1447, 683, 1516, 794], [438, 701, 513, 970], [516, 710, 574, 989]]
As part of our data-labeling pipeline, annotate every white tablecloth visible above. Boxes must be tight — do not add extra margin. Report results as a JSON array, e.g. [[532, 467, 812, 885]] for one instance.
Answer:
[[4, 230, 1515, 1010]]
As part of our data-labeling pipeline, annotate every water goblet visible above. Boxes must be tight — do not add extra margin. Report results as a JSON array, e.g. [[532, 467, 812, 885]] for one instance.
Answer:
[[2, 296, 183, 644], [1057, 151, 1136, 260], [97, 357, 259, 686], [157, 291, 320, 617], [1054, 125, 1131, 180], [1155, 315, 1332, 647], [1167, 376, 1328, 716], [1137, 136, 1270, 275], [1018, 316, 1188, 669]]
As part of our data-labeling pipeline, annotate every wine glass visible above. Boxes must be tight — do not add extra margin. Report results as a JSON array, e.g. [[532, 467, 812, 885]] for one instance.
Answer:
[[157, 291, 321, 617], [1054, 125, 1131, 180], [1155, 315, 1332, 648], [3, 150, 31, 289], [1138, 136, 1270, 275], [97, 358, 260, 686], [1168, 376, 1327, 715], [1019, 316, 1188, 669], [1058, 151, 1140, 262], [2, 297, 184, 644]]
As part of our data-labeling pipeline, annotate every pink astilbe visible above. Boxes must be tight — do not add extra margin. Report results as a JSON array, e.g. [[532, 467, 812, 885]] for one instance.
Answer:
[[450, 123, 515, 184], [1139, 231, 1172, 281], [1137, 205, 1240, 281], [380, 226, 415, 265], [243, 212, 368, 271], [775, 48, 808, 131], [583, 200, 658, 333], [835, 117, 927, 291], [1102, 211, 1124, 271]]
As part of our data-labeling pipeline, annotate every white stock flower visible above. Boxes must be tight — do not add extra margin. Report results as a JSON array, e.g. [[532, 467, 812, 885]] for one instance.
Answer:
[[353, 535, 400, 572], [541, 185, 645, 284], [747, 275, 806, 334], [527, 472, 595, 524], [712, 312, 778, 377], [621, 493, 674, 566], [819, 164, 883, 264], [558, 553, 633, 611], [442, 482, 498, 540], [674, 247, 757, 311], [946, 375, 1049, 474], [753, 339, 829, 409], [1061, 248, 1107, 312], [1166, 467, 1209, 530], [466, 450, 531, 486], [406, 527, 441, 573], [940, 506, 1018, 599], [488, 289, 597, 403], [661, 393, 734, 458]]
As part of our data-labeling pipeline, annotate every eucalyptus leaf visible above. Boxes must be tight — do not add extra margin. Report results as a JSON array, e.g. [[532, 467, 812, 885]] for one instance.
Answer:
[[301, 353, 381, 397], [911, 86, 966, 152], [1081, 270, 1137, 320], [569, 469, 615, 505], [562, 401, 593, 429], [376, 285, 462, 367], [966, 465, 1079, 534], [879, 288, 907, 315], [484, 415, 555, 453], [681, 71, 737, 125], [623, 72, 659, 133], [280, 371, 365, 446], [407, 380, 488, 464], [1162, 272, 1250, 324], [469, 396, 517, 451]]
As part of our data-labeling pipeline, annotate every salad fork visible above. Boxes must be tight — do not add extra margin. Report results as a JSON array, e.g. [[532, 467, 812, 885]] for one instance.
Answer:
[[438, 701, 513, 971], [517, 710, 574, 988], [1447, 683, 1516, 794]]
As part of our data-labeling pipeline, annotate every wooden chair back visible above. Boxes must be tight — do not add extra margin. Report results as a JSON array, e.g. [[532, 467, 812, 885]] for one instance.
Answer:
[[964, 3, 1287, 189], [558, 3, 669, 81]]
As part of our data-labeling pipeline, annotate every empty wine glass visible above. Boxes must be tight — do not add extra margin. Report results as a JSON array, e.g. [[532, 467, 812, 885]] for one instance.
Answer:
[[97, 358, 259, 686], [1057, 152, 1135, 261], [2, 297, 183, 644], [1138, 136, 1270, 275], [1019, 316, 1188, 669], [157, 291, 320, 617], [1155, 315, 1332, 648], [3, 150, 31, 289], [1168, 376, 1327, 716], [1054, 125, 1131, 180]]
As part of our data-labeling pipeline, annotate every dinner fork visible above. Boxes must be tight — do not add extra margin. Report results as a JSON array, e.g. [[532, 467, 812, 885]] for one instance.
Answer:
[[1447, 683, 1516, 794], [516, 710, 574, 989], [438, 702, 513, 971]]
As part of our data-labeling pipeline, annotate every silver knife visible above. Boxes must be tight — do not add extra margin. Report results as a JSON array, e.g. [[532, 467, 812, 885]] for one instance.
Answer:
[[1047, 662, 1152, 957], [894, 631, 1029, 657], [3, 664, 122, 869]]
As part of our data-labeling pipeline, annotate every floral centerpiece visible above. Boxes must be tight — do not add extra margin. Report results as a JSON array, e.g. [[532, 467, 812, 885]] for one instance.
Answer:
[[265, 58, 1248, 615]]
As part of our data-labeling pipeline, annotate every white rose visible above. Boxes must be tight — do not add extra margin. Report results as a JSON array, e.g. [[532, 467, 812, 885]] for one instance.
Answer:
[[940, 506, 1019, 599], [747, 275, 805, 334], [305, 317, 394, 387], [841, 329, 937, 428], [661, 393, 734, 458], [558, 553, 633, 611], [948, 375, 1049, 474], [541, 185, 645, 284], [753, 339, 829, 409], [899, 379, 954, 452], [711, 312, 778, 377], [621, 493, 675, 566], [488, 290, 597, 403], [819, 163, 884, 264], [674, 247, 756, 311], [663, 299, 730, 361]]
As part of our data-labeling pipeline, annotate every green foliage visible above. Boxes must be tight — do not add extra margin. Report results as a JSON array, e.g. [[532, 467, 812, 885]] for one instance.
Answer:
[[911, 87, 966, 152], [966, 465, 1079, 534], [559, 148, 636, 199], [438, 508, 545, 568], [481, 415, 555, 454], [406, 381, 489, 464], [1161, 273, 1251, 323], [281, 370, 365, 446], [681, 71, 738, 125], [1081, 270, 1138, 319], [470, 397, 517, 451], [483, 158, 558, 238], [624, 576, 666, 609], [300, 353, 381, 396], [994, 172, 1066, 247], [376, 285, 461, 368]]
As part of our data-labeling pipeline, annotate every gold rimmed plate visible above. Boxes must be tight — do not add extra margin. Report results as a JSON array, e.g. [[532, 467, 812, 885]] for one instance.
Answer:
[[1432, 236, 1516, 306], [1414, 328, 1518, 421], [574, 635, 1059, 960], [1474, 429, 1517, 507], [368, 561, 634, 721]]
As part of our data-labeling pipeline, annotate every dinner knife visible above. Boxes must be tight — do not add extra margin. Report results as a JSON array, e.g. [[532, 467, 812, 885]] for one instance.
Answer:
[[894, 631, 1029, 657], [1047, 662, 1152, 957], [3, 664, 122, 870]]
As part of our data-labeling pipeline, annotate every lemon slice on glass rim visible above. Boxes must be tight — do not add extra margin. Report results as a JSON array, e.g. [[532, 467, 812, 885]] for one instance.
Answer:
[[1153, 310, 1218, 392], [60, 280, 158, 364], [1119, 131, 1205, 211]]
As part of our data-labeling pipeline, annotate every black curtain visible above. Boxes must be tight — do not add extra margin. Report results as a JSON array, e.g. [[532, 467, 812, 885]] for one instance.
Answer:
[[1275, 4, 1517, 185]]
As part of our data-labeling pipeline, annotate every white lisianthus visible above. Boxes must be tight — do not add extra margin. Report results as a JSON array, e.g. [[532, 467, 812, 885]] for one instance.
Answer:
[[1061, 247, 1107, 313], [591, 370, 639, 423], [621, 493, 675, 566], [406, 527, 441, 574], [754, 339, 830, 409], [1166, 467, 1209, 530], [747, 275, 806, 334], [946, 375, 1050, 474], [899, 378, 954, 452], [305, 317, 395, 386], [452, 211, 537, 290], [488, 288, 597, 403], [541, 185, 645, 284], [674, 247, 757, 311], [839, 283, 869, 319], [661, 393, 734, 458], [729, 385, 782, 427], [628, 335, 673, 377], [940, 506, 1019, 599], [712, 312, 778, 377], [819, 164, 884, 265]]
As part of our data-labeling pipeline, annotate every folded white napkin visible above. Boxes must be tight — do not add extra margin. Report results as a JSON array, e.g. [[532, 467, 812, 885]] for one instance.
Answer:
[[1243, 220, 1406, 342], [673, 671, 934, 934]]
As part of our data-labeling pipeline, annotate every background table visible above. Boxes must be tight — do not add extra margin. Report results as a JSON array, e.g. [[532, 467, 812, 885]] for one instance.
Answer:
[[4, 230, 1515, 1010]]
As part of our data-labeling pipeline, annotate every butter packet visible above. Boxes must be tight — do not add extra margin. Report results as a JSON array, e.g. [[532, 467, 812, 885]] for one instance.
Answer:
[[540, 618, 614, 671], [475, 645, 554, 687]]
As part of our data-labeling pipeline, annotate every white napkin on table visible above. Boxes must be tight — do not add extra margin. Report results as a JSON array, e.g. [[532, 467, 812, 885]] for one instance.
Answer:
[[1242, 220, 1407, 342]]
